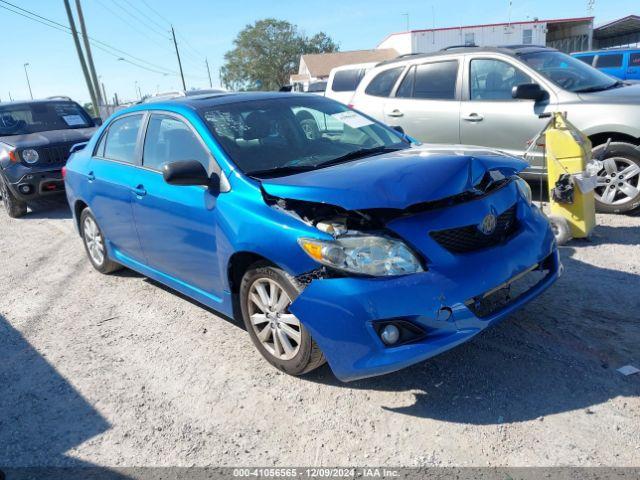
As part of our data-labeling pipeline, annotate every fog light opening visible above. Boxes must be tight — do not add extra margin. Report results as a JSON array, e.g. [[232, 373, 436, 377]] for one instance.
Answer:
[[380, 324, 400, 345], [18, 184, 34, 195]]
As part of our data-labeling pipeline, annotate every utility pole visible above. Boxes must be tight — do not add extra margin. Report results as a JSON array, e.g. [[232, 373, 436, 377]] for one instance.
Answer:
[[171, 26, 187, 91], [23, 63, 33, 99], [205, 58, 213, 88], [63, 0, 99, 116], [75, 0, 103, 108]]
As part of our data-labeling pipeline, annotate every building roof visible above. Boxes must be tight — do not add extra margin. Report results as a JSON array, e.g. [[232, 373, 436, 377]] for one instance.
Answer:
[[301, 49, 398, 78], [378, 16, 594, 47], [594, 15, 640, 39]]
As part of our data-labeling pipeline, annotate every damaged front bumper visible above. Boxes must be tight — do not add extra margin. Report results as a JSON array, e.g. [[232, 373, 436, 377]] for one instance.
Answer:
[[289, 204, 559, 382]]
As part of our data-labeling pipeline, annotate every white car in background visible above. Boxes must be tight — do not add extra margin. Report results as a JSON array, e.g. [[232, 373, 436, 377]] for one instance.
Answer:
[[325, 62, 378, 105]]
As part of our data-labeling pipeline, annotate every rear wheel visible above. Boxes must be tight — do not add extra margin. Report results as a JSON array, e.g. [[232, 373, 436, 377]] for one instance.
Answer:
[[592, 142, 640, 213], [80, 208, 122, 274], [0, 175, 27, 218], [240, 264, 325, 376]]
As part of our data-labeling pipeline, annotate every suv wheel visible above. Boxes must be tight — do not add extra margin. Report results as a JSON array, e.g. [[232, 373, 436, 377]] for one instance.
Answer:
[[80, 208, 122, 274], [240, 264, 325, 376], [0, 175, 27, 218], [592, 142, 640, 213]]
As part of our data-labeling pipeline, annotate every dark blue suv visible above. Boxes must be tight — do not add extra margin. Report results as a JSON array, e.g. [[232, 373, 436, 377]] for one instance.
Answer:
[[0, 99, 97, 217]]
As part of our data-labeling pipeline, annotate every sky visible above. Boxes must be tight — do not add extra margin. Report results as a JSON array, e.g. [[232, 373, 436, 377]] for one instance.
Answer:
[[1, 0, 637, 105]]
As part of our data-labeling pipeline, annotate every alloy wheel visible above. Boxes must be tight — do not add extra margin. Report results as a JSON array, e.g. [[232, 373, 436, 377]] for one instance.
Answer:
[[83, 216, 105, 266], [595, 157, 640, 206], [247, 278, 302, 361]]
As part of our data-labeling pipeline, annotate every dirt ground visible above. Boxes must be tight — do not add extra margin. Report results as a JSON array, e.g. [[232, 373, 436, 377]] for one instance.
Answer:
[[0, 197, 638, 468]]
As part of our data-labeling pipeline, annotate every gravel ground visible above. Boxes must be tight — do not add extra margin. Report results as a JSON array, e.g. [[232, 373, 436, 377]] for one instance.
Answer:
[[0, 197, 639, 468]]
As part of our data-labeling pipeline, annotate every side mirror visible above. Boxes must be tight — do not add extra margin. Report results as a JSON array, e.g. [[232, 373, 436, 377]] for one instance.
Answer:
[[512, 83, 548, 102], [69, 142, 88, 154], [163, 160, 211, 187], [391, 125, 405, 135], [92, 117, 103, 126]]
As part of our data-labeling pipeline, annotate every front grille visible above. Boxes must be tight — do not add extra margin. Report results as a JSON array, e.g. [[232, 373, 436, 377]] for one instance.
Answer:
[[37, 144, 74, 165], [430, 204, 518, 254]]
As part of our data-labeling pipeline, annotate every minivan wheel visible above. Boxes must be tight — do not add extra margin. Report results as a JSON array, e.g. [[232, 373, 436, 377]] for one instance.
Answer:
[[592, 142, 640, 214], [0, 175, 27, 218], [240, 264, 325, 376], [80, 208, 122, 274]]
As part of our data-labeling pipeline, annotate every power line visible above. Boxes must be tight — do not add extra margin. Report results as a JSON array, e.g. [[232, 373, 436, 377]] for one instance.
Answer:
[[0, 1, 207, 80], [113, 0, 171, 40], [119, 0, 168, 34]]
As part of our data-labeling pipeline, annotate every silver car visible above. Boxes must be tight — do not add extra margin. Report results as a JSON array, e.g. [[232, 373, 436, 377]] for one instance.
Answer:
[[351, 46, 640, 213]]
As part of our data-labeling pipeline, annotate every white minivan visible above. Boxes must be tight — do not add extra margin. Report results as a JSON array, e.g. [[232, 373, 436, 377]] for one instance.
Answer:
[[325, 62, 378, 105]]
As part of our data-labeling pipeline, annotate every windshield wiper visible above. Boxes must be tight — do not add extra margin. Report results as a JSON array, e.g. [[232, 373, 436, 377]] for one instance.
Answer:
[[246, 164, 317, 178], [317, 145, 405, 169], [574, 81, 623, 93]]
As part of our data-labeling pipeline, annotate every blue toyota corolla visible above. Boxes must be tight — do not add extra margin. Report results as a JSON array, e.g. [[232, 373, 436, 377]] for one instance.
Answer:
[[64, 92, 559, 382]]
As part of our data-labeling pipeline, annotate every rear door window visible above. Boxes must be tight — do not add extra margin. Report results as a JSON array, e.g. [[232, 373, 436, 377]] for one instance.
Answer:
[[576, 55, 595, 66], [629, 53, 640, 66], [364, 67, 404, 97], [102, 114, 143, 164], [332, 69, 366, 92], [396, 61, 458, 100], [595, 54, 623, 68]]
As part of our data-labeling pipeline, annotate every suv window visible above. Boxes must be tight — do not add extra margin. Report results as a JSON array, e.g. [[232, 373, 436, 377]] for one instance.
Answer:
[[576, 55, 595, 66], [365, 67, 404, 97], [631, 53, 640, 66], [102, 114, 143, 164], [332, 69, 366, 92], [595, 54, 623, 68], [143, 114, 210, 171], [470, 58, 533, 100], [0, 101, 93, 136], [396, 61, 458, 100]]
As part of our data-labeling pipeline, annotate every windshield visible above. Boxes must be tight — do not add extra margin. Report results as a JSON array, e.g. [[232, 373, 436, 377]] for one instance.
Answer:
[[519, 50, 620, 93], [0, 102, 93, 136], [199, 96, 408, 177]]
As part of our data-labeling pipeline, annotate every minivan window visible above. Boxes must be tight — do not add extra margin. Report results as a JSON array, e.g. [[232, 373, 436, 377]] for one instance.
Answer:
[[470, 59, 532, 100], [397, 61, 458, 100], [143, 114, 210, 172], [332, 69, 366, 92], [576, 55, 595, 66], [102, 114, 143, 164], [365, 67, 404, 97], [631, 53, 640, 66], [595, 54, 623, 68]]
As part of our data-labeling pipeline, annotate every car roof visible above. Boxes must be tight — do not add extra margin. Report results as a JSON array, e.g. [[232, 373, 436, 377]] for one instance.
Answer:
[[138, 91, 310, 110], [573, 47, 640, 55], [375, 45, 554, 67], [0, 98, 80, 108]]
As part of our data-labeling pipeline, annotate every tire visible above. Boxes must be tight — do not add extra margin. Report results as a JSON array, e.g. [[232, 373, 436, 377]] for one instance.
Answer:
[[592, 142, 640, 214], [548, 215, 572, 245], [80, 208, 122, 274], [0, 175, 28, 218], [240, 263, 325, 376]]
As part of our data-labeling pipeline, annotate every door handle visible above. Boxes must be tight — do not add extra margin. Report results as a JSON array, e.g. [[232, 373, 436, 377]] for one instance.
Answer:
[[387, 109, 404, 117], [87, 171, 95, 182], [132, 185, 147, 197], [462, 113, 484, 122]]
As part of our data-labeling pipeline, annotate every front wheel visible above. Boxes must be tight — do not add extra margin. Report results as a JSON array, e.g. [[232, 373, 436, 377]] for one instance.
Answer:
[[592, 142, 640, 214], [240, 264, 325, 376], [0, 175, 27, 218]]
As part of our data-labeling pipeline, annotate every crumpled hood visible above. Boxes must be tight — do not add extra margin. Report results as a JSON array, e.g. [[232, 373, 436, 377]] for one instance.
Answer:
[[0, 128, 96, 149], [260, 145, 528, 210]]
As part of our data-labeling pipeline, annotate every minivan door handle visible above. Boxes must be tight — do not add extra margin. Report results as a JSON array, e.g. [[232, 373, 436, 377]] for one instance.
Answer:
[[387, 109, 404, 117], [132, 185, 147, 197], [87, 171, 95, 182], [462, 113, 484, 122]]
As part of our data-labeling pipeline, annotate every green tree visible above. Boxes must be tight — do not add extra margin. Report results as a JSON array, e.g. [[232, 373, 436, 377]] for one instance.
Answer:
[[221, 19, 339, 91]]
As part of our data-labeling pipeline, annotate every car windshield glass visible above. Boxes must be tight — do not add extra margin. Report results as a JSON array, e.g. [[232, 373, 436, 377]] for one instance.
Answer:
[[519, 50, 619, 92], [199, 96, 408, 177], [0, 102, 93, 136]]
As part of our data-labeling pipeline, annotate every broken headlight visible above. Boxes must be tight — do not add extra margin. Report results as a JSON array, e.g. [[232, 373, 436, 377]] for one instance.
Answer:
[[298, 235, 424, 276]]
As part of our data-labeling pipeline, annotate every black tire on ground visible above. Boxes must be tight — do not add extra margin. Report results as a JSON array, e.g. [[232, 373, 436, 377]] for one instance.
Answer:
[[0, 175, 28, 218], [240, 263, 325, 376], [548, 215, 572, 245], [79, 208, 122, 274], [592, 142, 640, 214]]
